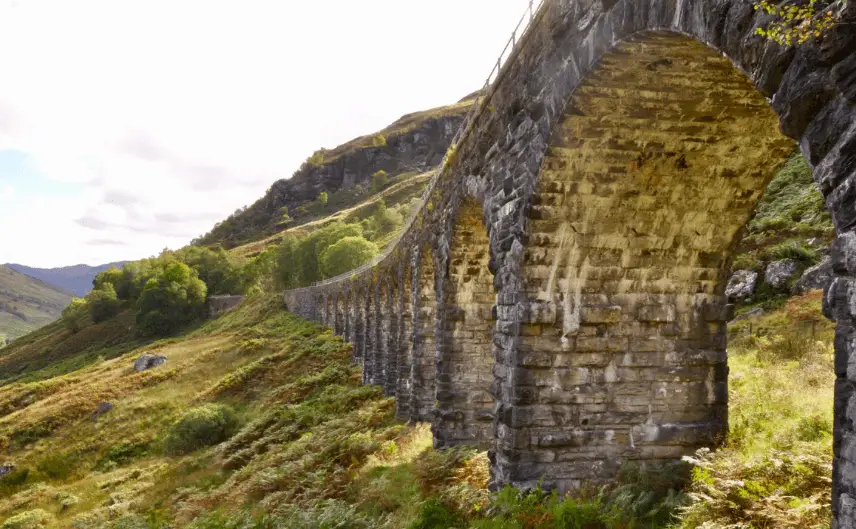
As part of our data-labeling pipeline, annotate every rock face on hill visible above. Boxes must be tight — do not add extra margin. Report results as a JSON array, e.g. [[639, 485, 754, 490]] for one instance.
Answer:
[[197, 101, 473, 249]]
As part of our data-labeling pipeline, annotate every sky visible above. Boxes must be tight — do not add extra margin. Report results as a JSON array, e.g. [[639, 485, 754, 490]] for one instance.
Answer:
[[0, 0, 531, 268]]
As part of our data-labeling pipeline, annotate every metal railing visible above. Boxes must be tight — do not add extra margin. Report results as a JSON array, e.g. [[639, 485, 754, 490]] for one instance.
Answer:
[[296, 0, 546, 291]]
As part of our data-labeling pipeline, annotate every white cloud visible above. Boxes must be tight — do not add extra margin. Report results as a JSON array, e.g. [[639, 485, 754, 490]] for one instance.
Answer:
[[0, 0, 530, 267]]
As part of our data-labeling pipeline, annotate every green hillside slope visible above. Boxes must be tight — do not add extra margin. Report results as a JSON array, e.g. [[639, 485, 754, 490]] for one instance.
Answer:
[[0, 292, 834, 528], [0, 266, 72, 343], [3, 262, 127, 298]]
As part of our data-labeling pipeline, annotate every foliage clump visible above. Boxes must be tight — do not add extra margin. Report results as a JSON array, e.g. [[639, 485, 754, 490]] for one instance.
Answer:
[[0, 509, 51, 529], [86, 283, 121, 323], [164, 403, 240, 455], [136, 262, 208, 337], [754, 0, 837, 46]]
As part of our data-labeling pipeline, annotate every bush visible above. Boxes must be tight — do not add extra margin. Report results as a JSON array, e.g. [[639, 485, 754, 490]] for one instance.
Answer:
[[0, 509, 51, 529], [61, 297, 88, 333], [372, 170, 390, 193], [319, 236, 379, 278], [164, 404, 240, 455], [35, 452, 77, 481], [87, 283, 122, 323], [409, 497, 465, 529]]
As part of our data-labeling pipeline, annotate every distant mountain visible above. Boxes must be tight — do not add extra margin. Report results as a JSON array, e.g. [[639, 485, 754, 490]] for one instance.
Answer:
[[0, 265, 72, 342], [3, 262, 127, 298]]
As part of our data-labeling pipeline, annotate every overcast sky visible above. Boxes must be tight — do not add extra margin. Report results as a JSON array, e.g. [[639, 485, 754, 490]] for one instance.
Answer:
[[0, 0, 529, 268]]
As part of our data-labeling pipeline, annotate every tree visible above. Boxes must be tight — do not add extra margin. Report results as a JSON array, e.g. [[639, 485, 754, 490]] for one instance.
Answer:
[[61, 298, 88, 333], [93, 267, 123, 292], [317, 192, 329, 207], [754, 0, 837, 46], [86, 284, 121, 323], [371, 170, 390, 194], [176, 246, 246, 296], [136, 262, 208, 337], [319, 236, 379, 278]]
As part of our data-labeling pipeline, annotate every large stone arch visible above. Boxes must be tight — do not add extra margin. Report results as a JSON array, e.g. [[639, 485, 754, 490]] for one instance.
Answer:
[[434, 196, 499, 448], [513, 29, 794, 491], [481, 2, 856, 524]]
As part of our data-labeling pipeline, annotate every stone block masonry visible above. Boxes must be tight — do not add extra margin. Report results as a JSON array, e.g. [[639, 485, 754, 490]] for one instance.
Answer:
[[282, 0, 856, 525]]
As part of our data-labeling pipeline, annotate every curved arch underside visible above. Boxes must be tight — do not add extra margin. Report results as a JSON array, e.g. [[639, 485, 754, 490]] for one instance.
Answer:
[[517, 32, 794, 488]]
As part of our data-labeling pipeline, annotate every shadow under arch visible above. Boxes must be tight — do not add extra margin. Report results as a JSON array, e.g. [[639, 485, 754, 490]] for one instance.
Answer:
[[435, 196, 498, 448], [509, 30, 798, 491]]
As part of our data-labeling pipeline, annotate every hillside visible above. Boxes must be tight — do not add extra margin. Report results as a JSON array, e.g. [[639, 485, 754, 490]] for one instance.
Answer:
[[3, 263, 127, 298], [0, 267, 72, 343], [0, 291, 834, 528], [196, 98, 474, 250]]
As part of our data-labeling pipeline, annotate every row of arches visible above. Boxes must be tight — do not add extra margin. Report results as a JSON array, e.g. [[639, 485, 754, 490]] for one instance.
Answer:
[[317, 197, 497, 449], [285, 0, 856, 524]]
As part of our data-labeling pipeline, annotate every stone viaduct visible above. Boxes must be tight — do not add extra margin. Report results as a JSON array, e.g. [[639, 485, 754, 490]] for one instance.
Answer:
[[283, 0, 856, 525]]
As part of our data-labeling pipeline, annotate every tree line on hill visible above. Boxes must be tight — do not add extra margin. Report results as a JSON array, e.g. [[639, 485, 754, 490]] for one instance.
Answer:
[[59, 197, 411, 338]]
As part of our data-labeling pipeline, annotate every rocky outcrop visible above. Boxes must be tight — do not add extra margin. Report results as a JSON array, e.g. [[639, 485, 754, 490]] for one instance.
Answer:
[[765, 260, 799, 290], [198, 105, 471, 248], [133, 354, 167, 372], [726, 270, 758, 301], [792, 257, 834, 295]]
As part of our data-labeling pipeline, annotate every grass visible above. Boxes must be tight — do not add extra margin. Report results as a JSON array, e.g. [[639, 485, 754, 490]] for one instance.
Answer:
[[0, 289, 836, 528], [731, 152, 833, 275]]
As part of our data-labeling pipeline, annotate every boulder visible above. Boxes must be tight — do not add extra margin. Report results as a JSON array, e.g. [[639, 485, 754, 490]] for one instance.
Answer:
[[765, 259, 799, 290], [791, 257, 834, 295], [92, 402, 114, 421], [133, 353, 167, 372], [0, 464, 14, 478], [725, 270, 758, 301]]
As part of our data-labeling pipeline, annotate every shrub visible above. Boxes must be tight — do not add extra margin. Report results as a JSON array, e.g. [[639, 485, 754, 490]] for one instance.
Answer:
[[372, 134, 387, 147], [767, 239, 819, 266], [0, 467, 29, 487], [61, 297, 88, 333], [409, 497, 465, 529], [164, 404, 240, 455], [372, 170, 390, 193], [0, 509, 51, 529], [307, 150, 326, 168]]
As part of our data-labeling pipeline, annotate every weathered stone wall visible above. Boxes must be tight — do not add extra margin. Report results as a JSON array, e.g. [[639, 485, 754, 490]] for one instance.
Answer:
[[282, 0, 856, 525], [208, 295, 246, 318]]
